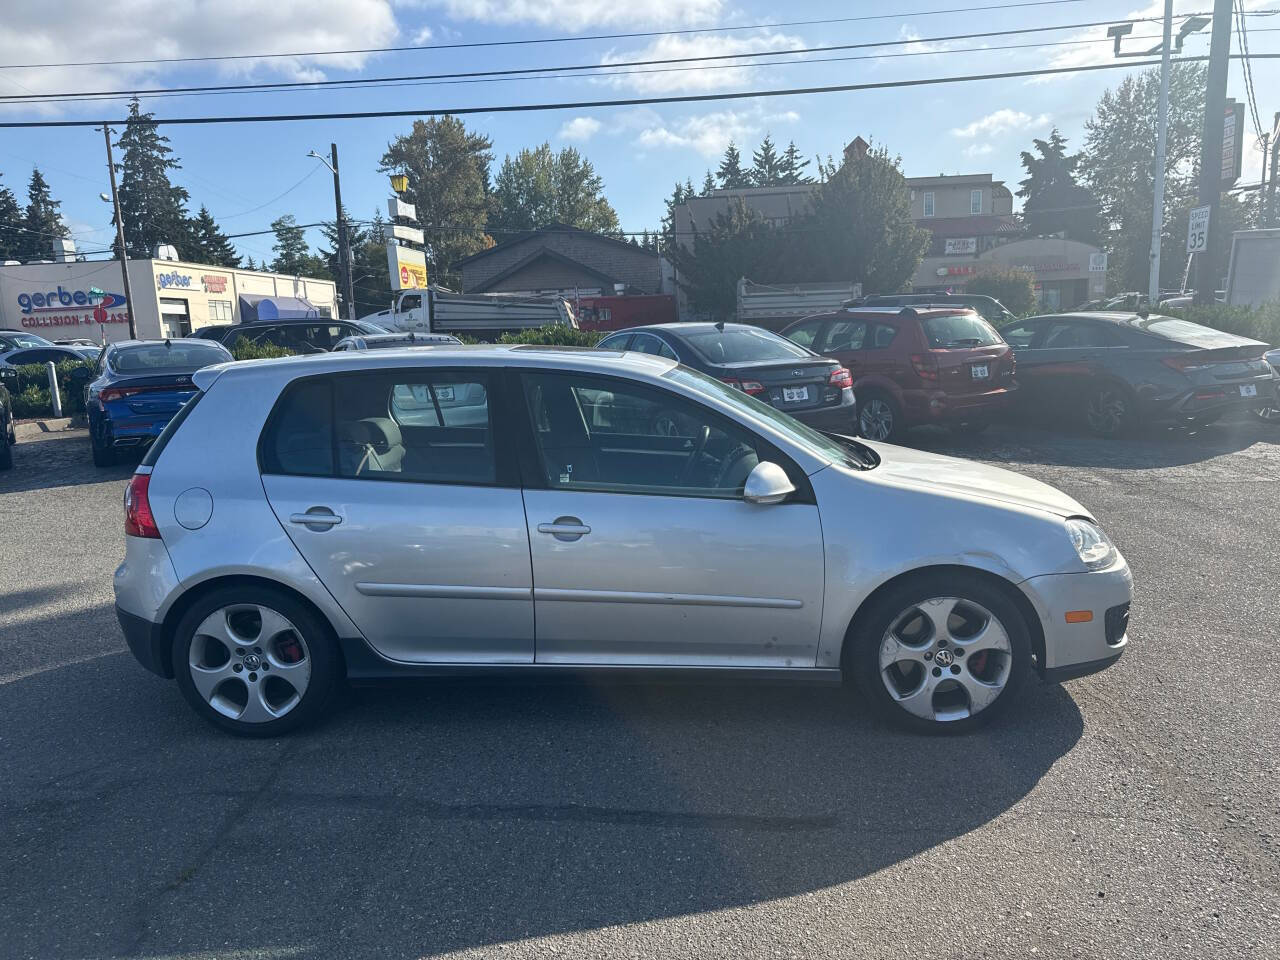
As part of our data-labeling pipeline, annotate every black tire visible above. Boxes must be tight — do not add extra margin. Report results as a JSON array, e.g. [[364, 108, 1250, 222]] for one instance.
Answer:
[[845, 571, 1032, 735], [1252, 404, 1280, 424], [857, 390, 904, 442], [90, 431, 115, 467], [1083, 382, 1137, 437], [0, 432, 11, 471], [172, 584, 342, 737]]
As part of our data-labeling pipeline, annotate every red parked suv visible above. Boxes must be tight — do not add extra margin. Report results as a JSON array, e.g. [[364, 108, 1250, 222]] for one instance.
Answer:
[[781, 306, 1017, 441]]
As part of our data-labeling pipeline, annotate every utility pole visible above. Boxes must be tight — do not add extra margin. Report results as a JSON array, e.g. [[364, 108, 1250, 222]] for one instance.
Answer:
[[102, 124, 137, 340], [1268, 113, 1280, 226], [1193, 0, 1235, 304], [1147, 0, 1174, 305]]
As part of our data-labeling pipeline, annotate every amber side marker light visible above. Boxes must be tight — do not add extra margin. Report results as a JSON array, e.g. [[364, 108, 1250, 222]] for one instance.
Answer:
[[1065, 610, 1094, 624]]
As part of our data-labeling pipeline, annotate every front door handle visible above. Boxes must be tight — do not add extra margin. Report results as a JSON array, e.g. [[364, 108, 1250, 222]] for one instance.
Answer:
[[537, 516, 591, 541], [289, 508, 343, 530]]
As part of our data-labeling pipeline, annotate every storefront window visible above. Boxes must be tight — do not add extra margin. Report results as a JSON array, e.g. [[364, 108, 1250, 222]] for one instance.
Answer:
[[208, 300, 233, 323]]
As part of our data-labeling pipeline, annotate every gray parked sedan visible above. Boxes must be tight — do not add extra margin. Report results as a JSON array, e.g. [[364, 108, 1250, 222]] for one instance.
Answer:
[[114, 345, 1132, 736]]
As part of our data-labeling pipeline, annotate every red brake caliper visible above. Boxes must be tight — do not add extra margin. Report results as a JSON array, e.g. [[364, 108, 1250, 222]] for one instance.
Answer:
[[277, 635, 304, 664]]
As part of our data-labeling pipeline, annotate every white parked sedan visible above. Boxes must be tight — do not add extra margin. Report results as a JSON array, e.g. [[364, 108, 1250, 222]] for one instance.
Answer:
[[113, 345, 1131, 736]]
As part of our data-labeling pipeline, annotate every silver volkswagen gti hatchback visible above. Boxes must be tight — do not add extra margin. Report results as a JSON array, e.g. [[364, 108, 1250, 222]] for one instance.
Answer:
[[114, 344, 1131, 736]]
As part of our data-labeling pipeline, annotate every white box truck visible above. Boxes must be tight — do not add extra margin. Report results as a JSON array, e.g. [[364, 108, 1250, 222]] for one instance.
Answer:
[[361, 286, 577, 339]]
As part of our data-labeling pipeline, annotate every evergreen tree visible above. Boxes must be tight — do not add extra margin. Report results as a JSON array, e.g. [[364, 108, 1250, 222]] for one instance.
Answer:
[[114, 98, 194, 258], [188, 205, 241, 267], [1016, 129, 1099, 243], [18, 167, 68, 261], [0, 172, 22, 262], [319, 205, 370, 316], [716, 141, 750, 189], [750, 134, 783, 187], [659, 181, 689, 250], [489, 143, 619, 235], [244, 256, 257, 271], [779, 141, 812, 185], [701, 170, 717, 196], [269, 214, 329, 279]]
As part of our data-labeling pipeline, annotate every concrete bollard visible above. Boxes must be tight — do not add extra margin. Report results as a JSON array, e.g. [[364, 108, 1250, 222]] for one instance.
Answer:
[[46, 361, 62, 418]]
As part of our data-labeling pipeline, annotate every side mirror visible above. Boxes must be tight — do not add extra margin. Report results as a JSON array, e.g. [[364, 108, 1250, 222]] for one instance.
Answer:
[[0, 366, 16, 381], [69, 365, 93, 383], [743, 461, 796, 505]]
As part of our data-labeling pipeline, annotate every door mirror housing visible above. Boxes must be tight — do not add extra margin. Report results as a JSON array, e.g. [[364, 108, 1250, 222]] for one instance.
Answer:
[[69, 365, 93, 383], [743, 461, 795, 505], [0, 366, 17, 381]]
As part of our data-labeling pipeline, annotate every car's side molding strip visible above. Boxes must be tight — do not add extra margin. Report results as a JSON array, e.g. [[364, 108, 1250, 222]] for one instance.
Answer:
[[356, 582, 532, 600], [534, 588, 803, 609]]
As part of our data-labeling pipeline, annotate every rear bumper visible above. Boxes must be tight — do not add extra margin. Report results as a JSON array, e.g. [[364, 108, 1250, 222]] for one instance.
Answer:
[[1150, 375, 1280, 421], [793, 404, 859, 431], [116, 605, 171, 678], [901, 383, 1017, 423]]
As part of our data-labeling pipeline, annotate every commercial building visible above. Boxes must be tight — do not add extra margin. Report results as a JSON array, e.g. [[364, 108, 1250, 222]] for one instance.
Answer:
[[0, 257, 337, 344]]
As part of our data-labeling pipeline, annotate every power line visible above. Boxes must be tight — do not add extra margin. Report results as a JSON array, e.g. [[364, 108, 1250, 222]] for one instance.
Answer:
[[0, 14, 1198, 104], [0, 0, 1096, 72], [3, 53, 1277, 130], [1235, 0, 1266, 143]]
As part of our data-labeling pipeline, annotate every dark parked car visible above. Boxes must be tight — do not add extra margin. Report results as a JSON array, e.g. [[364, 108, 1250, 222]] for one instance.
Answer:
[[1253, 347, 1280, 423], [80, 339, 233, 466], [0, 366, 15, 470], [595, 323, 857, 432], [332, 332, 462, 351], [191, 318, 388, 352], [999, 312, 1278, 435], [782, 307, 1016, 442], [849, 294, 1016, 325], [0, 344, 99, 367], [0, 330, 56, 351]]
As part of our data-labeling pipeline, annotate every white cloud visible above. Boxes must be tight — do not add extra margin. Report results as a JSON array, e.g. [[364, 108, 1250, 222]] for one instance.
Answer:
[[0, 0, 399, 114], [634, 107, 800, 158], [951, 109, 1050, 139], [411, 25, 434, 44], [423, 0, 722, 29], [558, 116, 602, 141], [964, 143, 995, 157], [596, 30, 805, 93]]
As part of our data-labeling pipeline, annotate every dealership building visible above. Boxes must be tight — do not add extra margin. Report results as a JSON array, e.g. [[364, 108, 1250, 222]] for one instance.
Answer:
[[0, 257, 337, 344]]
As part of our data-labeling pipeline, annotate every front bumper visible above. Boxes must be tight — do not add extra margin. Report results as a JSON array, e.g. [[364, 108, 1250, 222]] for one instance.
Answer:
[[1020, 553, 1132, 679]]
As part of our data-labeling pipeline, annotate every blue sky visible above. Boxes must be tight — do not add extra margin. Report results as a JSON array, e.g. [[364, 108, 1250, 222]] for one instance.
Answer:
[[1, 0, 1275, 266]]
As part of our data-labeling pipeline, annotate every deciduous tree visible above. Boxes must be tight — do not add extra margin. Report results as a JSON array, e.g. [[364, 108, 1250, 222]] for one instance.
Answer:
[[269, 214, 328, 279], [489, 143, 619, 235]]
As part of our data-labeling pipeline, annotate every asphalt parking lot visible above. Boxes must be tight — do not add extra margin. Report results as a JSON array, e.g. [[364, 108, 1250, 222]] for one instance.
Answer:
[[1, 419, 1278, 960]]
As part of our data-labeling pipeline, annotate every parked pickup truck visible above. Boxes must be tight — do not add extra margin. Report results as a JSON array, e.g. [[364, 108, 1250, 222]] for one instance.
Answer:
[[360, 285, 577, 340]]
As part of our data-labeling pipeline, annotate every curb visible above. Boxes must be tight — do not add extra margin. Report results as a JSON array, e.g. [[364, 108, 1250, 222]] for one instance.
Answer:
[[14, 416, 87, 439]]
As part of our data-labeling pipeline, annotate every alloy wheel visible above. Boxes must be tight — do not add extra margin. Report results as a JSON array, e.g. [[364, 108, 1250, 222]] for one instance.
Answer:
[[187, 604, 312, 724], [878, 596, 1013, 723], [859, 398, 894, 441], [1254, 405, 1280, 423], [1085, 389, 1128, 435]]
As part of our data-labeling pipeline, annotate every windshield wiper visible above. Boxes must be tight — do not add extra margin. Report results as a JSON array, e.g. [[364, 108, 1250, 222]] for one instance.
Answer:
[[942, 337, 983, 347]]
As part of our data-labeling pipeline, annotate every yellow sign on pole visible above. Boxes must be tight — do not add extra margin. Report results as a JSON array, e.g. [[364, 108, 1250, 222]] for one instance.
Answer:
[[387, 242, 428, 290]]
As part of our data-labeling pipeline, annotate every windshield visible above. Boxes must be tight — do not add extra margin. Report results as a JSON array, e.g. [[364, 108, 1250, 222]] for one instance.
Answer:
[[357, 320, 390, 334], [682, 326, 812, 364], [1135, 316, 1258, 348], [922, 313, 1003, 347], [664, 365, 874, 469], [4, 333, 54, 348], [112, 341, 231, 372]]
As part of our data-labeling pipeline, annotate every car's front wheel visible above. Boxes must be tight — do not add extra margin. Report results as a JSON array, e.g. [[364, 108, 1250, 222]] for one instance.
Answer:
[[1253, 403, 1280, 423], [848, 572, 1031, 734], [172, 586, 341, 736]]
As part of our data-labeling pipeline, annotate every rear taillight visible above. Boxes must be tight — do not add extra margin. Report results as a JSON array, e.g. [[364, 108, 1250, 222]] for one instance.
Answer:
[[124, 473, 161, 539], [721, 377, 766, 395], [1161, 354, 1212, 373], [828, 366, 853, 389], [910, 354, 939, 381], [100, 386, 139, 403]]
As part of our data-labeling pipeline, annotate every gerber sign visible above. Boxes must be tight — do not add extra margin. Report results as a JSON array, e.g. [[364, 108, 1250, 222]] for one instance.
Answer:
[[16, 287, 129, 328]]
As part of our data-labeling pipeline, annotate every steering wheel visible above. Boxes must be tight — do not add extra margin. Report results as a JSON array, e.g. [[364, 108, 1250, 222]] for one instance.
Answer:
[[713, 443, 758, 490], [677, 424, 711, 485]]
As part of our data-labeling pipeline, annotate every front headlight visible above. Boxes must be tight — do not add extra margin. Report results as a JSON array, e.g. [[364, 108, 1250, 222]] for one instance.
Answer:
[[1066, 518, 1116, 571]]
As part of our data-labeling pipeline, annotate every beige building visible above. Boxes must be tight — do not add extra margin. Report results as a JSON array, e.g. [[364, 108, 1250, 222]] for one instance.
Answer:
[[0, 258, 337, 344]]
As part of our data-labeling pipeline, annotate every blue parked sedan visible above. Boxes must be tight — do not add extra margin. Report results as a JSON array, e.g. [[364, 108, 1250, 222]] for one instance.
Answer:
[[81, 339, 232, 467]]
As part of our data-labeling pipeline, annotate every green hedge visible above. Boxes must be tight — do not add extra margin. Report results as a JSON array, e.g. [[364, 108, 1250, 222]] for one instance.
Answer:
[[8, 359, 94, 418], [497, 324, 602, 347], [230, 337, 297, 361]]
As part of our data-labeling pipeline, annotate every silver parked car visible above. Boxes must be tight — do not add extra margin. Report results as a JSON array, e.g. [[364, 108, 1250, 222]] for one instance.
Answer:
[[114, 345, 1132, 736]]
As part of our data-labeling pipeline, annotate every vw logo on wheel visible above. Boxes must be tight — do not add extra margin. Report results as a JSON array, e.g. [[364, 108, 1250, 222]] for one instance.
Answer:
[[241, 653, 262, 670], [934, 649, 955, 668]]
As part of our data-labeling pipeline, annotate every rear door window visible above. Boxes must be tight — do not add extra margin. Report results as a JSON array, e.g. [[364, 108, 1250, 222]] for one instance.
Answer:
[[867, 324, 899, 350], [1000, 322, 1042, 348], [1042, 322, 1120, 349], [820, 320, 867, 352], [785, 320, 825, 349]]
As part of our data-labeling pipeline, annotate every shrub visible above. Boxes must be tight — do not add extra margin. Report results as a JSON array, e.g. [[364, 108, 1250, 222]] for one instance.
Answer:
[[965, 266, 1038, 317], [230, 337, 297, 361], [10, 359, 94, 418], [497, 324, 602, 347], [12, 384, 52, 419]]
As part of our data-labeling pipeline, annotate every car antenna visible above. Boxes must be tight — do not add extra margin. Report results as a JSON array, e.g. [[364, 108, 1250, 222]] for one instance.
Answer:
[[714, 318, 725, 331]]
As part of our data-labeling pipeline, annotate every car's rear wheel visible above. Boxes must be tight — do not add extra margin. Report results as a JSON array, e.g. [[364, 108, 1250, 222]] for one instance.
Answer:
[[90, 428, 115, 467], [1253, 403, 1280, 423], [1083, 383, 1135, 437], [847, 572, 1031, 734], [0, 430, 11, 470], [858, 391, 902, 442], [172, 586, 341, 736]]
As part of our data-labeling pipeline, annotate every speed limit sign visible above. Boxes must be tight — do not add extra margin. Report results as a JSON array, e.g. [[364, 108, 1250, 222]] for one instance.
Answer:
[[1186, 205, 1210, 253]]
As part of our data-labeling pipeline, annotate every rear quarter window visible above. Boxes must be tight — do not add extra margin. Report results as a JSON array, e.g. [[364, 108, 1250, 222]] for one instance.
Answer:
[[259, 380, 335, 477], [140, 391, 204, 467]]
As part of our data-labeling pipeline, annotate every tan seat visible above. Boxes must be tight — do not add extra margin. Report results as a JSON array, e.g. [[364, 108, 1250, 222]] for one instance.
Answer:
[[338, 417, 406, 476]]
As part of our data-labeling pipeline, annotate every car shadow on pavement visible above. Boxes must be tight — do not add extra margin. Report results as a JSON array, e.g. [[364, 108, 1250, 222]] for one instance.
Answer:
[[0, 430, 134, 494], [904, 413, 1278, 471], [2, 651, 1084, 959]]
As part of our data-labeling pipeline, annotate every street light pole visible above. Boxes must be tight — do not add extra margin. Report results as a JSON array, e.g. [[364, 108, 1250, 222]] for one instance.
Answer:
[[101, 123, 137, 340], [1147, 0, 1174, 306], [308, 145, 358, 322], [1193, 0, 1235, 305]]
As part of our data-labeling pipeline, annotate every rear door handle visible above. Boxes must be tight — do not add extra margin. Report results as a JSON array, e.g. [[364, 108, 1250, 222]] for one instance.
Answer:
[[289, 509, 343, 529], [537, 517, 591, 541]]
